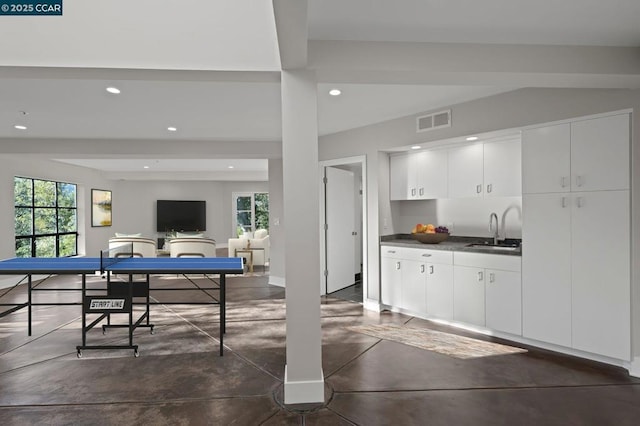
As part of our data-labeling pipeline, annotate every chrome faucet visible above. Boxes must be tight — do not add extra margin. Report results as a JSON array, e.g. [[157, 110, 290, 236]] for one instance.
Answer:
[[500, 204, 522, 241], [489, 212, 499, 245]]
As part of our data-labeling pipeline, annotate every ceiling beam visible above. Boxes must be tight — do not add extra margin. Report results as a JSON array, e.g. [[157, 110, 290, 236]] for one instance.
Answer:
[[309, 40, 640, 88], [0, 66, 281, 83], [272, 0, 308, 69]]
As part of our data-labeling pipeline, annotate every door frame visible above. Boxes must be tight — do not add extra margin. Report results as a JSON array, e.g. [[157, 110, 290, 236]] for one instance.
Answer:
[[319, 156, 367, 300]]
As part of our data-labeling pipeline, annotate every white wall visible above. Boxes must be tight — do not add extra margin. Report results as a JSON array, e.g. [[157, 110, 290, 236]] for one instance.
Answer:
[[112, 180, 268, 246], [394, 197, 522, 239], [268, 159, 285, 286]]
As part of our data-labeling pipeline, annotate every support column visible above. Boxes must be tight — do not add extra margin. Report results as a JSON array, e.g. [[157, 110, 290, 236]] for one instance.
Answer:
[[281, 69, 324, 404]]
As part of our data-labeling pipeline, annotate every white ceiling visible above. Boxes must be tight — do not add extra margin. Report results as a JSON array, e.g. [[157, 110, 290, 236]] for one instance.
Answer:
[[1, 0, 639, 180]]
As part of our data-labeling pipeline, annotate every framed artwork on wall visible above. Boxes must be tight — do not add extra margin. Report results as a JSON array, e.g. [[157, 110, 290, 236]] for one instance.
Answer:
[[91, 189, 112, 227]]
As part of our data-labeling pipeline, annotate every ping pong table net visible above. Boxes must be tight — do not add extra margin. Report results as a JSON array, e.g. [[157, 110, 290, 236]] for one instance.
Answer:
[[100, 242, 134, 273]]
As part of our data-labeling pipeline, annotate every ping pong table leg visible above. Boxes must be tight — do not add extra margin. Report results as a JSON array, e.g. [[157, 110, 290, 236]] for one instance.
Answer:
[[128, 274, 133, 349], [28, 275, 32, 336], [81, 274, 86, 347], [220, 273, 226, 356]]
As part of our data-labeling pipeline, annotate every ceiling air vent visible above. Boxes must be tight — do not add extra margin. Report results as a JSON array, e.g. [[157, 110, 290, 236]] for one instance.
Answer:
[[416, 109, 451, 133]]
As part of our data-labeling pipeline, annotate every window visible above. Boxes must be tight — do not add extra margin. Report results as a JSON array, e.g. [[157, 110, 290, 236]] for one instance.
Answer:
[[232, 192, 269, 236], [14, 177, 78, 258]]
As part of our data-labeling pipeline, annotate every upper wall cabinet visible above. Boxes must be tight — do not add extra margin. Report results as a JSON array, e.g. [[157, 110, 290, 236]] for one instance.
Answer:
[[522, 113, 630, 194], [448, 139, 521, 198], [390, 149, 448, 200]]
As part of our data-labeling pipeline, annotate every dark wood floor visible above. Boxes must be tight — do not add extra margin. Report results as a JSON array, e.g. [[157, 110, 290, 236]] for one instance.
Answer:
[[1, 272, 640, 425]]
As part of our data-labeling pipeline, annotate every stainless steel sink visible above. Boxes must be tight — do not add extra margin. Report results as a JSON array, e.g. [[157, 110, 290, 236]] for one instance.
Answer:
[[466, 244, 520, 252]]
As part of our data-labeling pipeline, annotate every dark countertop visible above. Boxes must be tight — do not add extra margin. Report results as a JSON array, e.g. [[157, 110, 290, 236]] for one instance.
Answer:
[[381, 234, 522, 256]]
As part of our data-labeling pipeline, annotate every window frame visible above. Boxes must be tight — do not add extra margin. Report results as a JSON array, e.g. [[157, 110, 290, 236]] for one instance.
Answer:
[[14, 176, 78, 258]]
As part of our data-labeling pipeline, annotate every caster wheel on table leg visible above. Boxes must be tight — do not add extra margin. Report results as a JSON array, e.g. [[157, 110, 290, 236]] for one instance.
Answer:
[[150, 327, 155, 335], [134, 350, 139, 358], [77, 350, 82, 358]]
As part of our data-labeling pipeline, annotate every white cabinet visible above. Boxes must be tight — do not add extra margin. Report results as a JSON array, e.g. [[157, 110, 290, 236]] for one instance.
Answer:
[[389, 155, 410, 201], [483, 138, 522, 197], [448, 143, 484, 198], [381, 247, 403, 307], [381, 247, 453, 316], [521, 112, 630, 360], [522, 193, 572, 347], [570, 114, 630, 192], [453, 252, 522, 332], [448, 139, 521, 198], [390, 150, 448, 200], [400, 259, 427, 313], [453, 265, 486, 326], [571, 190, 630, 360], [522, 123, 571, 194], [425, 262, 454, 320], [485, 268, 522, 335], [523, 113, 629, 194]]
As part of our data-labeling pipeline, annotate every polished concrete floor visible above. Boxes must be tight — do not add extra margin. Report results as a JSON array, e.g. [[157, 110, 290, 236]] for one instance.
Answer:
[[1, 272, 640, 425]]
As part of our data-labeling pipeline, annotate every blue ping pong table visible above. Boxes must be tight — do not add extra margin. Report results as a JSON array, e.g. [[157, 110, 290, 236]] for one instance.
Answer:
[[0, 256, 244, 357]]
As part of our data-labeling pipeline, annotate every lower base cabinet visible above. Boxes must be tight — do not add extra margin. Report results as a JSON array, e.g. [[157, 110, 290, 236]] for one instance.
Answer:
[[453, 252, 522, 333]]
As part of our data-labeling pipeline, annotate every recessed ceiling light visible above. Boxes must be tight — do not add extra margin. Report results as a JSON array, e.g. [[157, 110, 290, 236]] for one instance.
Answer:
[[228, 165, 234, 169], [167, 126, 177, 132], [14, 125, 27, 130], [143, 166, 150, 169], [329, 89, 341, 96], [106, 87, 121, 94], [466, 136, 479, 141], [411, 145, 421, 150]]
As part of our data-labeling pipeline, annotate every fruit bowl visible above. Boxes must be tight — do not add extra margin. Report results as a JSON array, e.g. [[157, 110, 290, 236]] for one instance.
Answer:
[[411, 232, 449, 244]]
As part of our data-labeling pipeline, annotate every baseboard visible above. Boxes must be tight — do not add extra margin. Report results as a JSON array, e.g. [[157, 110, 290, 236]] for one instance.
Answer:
[[630, 357, 640, 378], [363, 299, 382, 312], [269, 275, 285, 287], [284, 365, 325, 404]]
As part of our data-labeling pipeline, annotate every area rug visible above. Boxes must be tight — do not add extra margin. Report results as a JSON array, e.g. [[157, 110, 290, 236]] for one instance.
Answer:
[[346, 324, 527, 359]]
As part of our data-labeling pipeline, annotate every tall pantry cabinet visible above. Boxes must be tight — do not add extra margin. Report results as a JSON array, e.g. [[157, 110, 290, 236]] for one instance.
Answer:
[[521, 113, 630, 360]]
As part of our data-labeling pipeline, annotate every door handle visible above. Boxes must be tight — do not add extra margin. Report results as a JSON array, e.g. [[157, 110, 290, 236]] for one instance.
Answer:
[[420, 265, 425, 273], [576, 197, 585, 208], [396, 262, 401, 270], [421, 253, 432, 257], [562, 197, 567, 208], [411, 188, 416, 196], [476, 184, 482, 194], [489, 272, 495, 283], [419, 188, 424, 196], [486, 183, 492, 193], [575, 175, 583, 187], [477, 271, 483, 282], [429, 265, 434, 274], [561, 176, 568, 188]]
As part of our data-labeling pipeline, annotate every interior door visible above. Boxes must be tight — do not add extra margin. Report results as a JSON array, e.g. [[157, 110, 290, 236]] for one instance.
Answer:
[[325, 166, 356, 293]]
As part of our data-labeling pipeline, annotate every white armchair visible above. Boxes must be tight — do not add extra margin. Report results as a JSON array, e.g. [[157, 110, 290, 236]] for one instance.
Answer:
[[108, 237, 157, 258], [228, 229, 269, 267], [169, 238, 216, 257]]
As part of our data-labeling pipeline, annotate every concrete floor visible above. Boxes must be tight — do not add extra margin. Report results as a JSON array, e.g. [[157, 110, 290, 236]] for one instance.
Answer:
[[1, 273, 640, 425]]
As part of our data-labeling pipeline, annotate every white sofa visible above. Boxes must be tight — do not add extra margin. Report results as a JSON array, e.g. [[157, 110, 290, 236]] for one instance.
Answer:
[[108, 237, 157, 258], [228, 229, 269, 266], [169, 238, 216, 257]]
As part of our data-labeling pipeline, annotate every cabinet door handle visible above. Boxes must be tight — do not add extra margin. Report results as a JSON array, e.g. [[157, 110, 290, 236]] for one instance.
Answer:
[[419, 188, 424, 196], [429, 265, 434, 274], [486, 183, 492, 193], [420, 265, 425, 273], [561, 197, 567, 208], [476, 184, 482, 194], [575, 175, 583, 187], [411, 188, 417, 196], [396, 262, 401, 270], [477, 271, 483, 282], [561, 176, 568, 188], [576, 197, 584, 208], [387, 250, 396, 254], [421, 253, 432, 257], [489, 272, 495, 283]]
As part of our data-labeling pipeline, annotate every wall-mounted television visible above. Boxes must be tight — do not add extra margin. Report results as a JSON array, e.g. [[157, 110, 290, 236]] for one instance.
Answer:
[[156, 200, 206, 232]]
